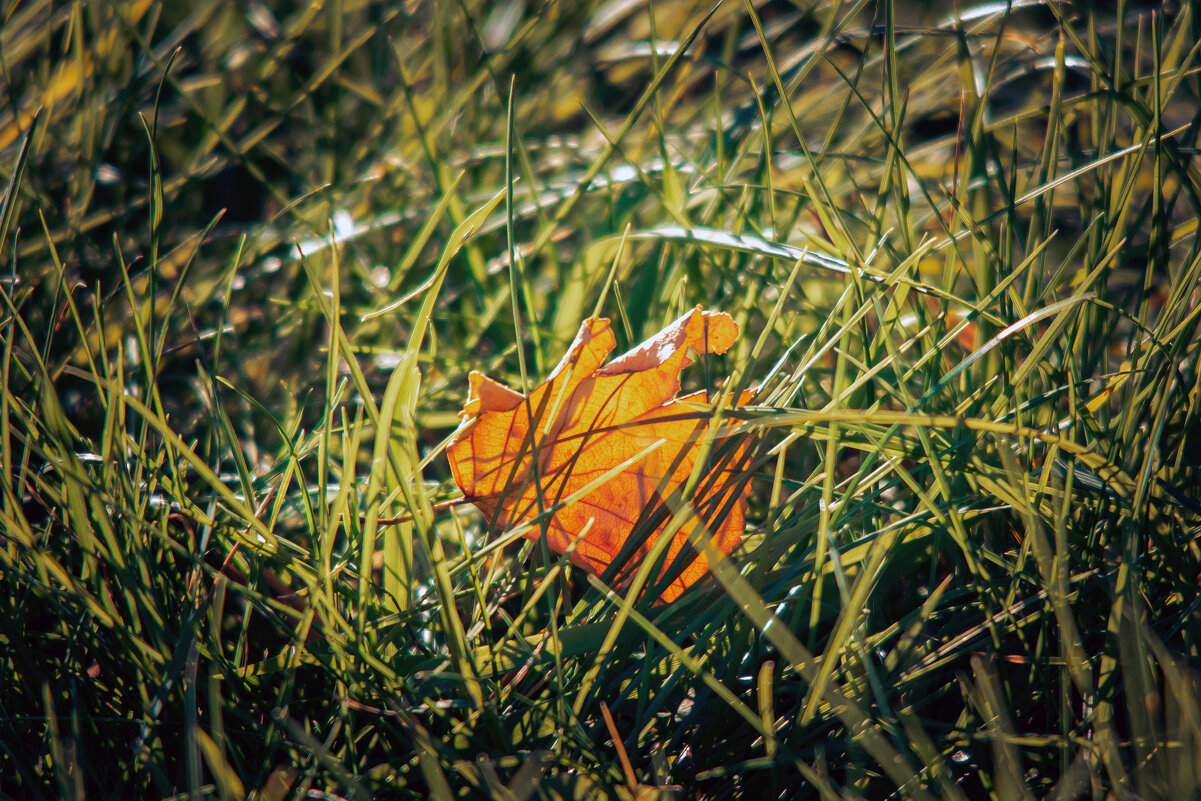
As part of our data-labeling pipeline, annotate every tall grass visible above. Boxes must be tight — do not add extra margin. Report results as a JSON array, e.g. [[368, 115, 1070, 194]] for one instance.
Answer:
[[1, 0, 1199, 798]]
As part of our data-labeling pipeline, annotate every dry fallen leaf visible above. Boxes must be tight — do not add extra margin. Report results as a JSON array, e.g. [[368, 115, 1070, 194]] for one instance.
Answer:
[[446, 306, 752, 603]]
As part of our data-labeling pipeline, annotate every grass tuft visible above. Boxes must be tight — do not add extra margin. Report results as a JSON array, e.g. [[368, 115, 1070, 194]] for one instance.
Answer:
[[1, 1, 1199, 798]]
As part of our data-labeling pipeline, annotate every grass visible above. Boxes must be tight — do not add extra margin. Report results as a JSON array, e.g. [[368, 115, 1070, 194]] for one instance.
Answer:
[[2, 0, 1200, 798]]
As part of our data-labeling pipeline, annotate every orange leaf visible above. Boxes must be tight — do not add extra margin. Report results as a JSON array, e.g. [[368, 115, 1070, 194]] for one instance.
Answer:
[[446, 306, 752, 603]]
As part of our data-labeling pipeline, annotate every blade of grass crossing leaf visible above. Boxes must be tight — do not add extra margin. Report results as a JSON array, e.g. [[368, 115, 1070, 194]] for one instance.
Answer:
[[576, 387, 752, 709], [505, 77, 559, 612], [970, 657, 1038, 801], [460, 438, 671, 572]]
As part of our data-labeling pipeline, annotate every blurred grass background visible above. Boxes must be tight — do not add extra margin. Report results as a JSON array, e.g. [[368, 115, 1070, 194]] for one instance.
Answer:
[[2, 0, 1200, 798]]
